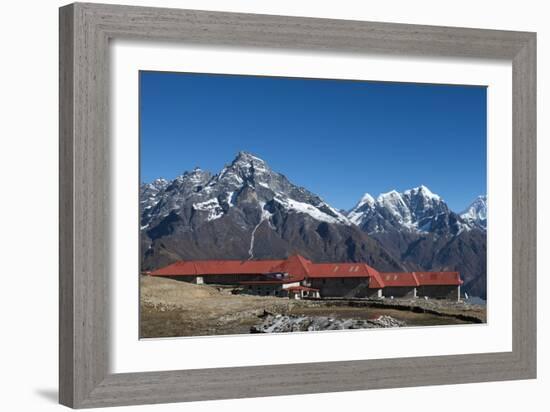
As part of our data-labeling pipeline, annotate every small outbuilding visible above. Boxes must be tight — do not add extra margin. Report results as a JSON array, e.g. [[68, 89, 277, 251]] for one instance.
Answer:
[[287, 286, 320, 299]]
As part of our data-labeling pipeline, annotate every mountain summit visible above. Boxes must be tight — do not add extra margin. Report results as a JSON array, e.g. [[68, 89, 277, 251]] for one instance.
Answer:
[[460, 195, 487, 230]]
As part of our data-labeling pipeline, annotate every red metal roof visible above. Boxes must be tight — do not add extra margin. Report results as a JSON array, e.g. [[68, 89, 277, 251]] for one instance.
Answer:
[[150, 259, 285, 276], [377, 271, 462, 287], [269, 254, 312, 278], [150, 261, 199, 276], [149, 255, 462, 288], [307, 262, 379, 278], [368, 272, 385, 289], [414, 271, 463, 286], [380, 272, 420, 287]]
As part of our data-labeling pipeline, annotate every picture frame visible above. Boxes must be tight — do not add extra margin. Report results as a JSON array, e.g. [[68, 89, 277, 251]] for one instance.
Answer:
[[59, 2, 536, 408]]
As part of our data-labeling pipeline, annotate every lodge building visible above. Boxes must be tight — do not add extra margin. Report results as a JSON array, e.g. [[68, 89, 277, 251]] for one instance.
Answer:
[[148, 255, 463, 301]]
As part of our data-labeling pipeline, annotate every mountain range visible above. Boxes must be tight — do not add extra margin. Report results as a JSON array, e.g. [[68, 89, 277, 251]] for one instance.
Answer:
[[347, 187, 487, 298], [140, 152, 487, 298]]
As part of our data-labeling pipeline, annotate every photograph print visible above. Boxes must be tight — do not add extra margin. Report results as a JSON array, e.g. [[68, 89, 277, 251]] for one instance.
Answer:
[[139, 71, 487, 338]]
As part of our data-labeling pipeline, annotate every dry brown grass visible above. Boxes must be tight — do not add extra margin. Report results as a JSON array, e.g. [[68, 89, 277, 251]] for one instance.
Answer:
[[140, 276, 307, 338], [140, 275, 222, 303], [139, 276, 485, 338]]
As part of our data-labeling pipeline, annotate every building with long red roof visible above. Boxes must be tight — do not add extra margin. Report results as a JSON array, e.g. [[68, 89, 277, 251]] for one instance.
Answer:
[[148, 254, 463, 301]]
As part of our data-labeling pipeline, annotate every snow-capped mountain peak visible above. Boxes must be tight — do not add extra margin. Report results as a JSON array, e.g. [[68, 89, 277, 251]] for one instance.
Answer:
[[357, 192, 375, 207], [348, 193, 374, 226], [209, 151, 273, 190], [229, 151, 269, 175], [460, 195, 487, 230], [140, 152, 351, 231], [150, 178, 169, 189], [174, 168, 211, 184], [404, 185, 441, 201], [347, 185, 470, 235], [350, 192, 376, 216], [234, 150, 266, 165], [377, 189, 400, 201], [376, 190, 413, 227]]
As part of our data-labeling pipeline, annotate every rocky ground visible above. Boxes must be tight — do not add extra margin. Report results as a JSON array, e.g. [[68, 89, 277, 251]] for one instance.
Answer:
[[140, 276, 486, 338], [251, 313, 405, 333]]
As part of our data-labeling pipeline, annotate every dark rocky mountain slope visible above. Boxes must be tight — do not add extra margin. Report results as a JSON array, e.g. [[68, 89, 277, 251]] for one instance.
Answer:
[[140, 152, 403, 272]]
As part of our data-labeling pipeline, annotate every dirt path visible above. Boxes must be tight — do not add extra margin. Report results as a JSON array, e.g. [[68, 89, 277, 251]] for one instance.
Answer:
[[353, 298, 486, 323]]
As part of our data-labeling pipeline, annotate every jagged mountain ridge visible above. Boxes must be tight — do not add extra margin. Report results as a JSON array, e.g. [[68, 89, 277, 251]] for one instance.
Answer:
[[347, 187, 487, 298], [348, 185, 475, 236], [140, 152, 403, 272]]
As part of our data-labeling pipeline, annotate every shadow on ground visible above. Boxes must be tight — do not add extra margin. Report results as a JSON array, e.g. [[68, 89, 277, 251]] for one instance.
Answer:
[[35, 389, 58, 404]]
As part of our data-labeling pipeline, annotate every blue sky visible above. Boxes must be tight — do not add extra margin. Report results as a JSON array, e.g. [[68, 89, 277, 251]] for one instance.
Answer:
[[140, 71, 486, 212]]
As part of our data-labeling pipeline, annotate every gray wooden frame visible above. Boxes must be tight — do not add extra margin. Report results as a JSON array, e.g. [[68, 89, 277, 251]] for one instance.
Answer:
[[59, 2, 536, 408]]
